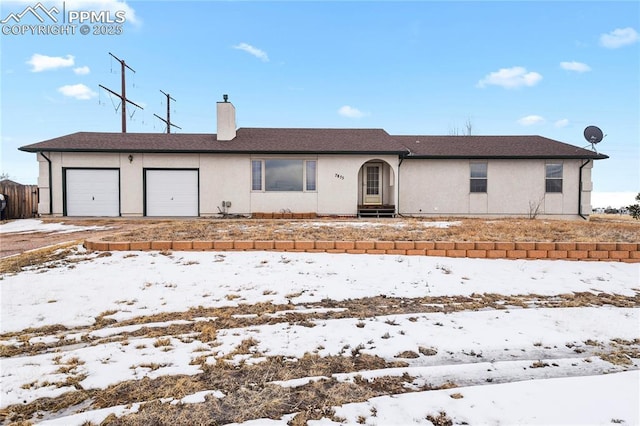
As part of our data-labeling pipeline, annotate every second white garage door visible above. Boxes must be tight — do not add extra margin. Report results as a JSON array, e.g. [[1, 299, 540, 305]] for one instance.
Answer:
[[145, 169, 199, 216]]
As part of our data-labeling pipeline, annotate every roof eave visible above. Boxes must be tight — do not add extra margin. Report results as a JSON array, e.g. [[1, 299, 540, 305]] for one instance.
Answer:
[[403, 154, 609, 160], [19, 147, 407, 156]]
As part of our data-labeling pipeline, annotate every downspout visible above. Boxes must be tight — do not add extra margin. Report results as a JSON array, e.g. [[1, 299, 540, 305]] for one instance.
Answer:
[[578, 159, 591, 220], [396, 149, 409, 217], [396, 157, 403, 217], [40, 152, 53, 215]]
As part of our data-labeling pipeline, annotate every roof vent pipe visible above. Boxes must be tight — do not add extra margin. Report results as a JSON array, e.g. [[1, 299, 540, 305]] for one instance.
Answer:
[[216, 94, 236, 141]]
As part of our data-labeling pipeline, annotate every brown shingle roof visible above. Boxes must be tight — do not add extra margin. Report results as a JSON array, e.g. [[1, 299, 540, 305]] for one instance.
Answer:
[[19, 128, 406, 155], [19, 129, 607, 159], [395, 135, 607, 159]]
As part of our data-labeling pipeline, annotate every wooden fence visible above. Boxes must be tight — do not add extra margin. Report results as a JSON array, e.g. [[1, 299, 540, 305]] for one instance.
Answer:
[[0, 180, 38, 219]]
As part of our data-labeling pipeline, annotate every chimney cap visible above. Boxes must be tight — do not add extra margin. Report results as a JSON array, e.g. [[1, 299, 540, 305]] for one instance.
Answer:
[[223, 94, 228, 102]]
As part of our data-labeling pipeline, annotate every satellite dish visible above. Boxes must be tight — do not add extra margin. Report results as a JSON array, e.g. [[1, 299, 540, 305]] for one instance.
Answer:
[[584, 126, 603, 144]]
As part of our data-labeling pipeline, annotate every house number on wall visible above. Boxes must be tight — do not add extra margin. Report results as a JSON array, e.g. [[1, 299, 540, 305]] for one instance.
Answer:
[[334, 173, 345, 180]]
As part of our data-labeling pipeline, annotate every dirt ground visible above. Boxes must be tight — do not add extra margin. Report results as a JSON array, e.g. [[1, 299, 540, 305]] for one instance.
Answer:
[[0, 219, 165, 258]]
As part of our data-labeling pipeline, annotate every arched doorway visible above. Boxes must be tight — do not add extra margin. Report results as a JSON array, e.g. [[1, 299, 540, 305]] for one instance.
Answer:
[[357, 160, 396, 217]]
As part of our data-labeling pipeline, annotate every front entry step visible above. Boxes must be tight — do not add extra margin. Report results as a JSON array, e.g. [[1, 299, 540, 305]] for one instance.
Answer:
[[358, 205, 396, 218]]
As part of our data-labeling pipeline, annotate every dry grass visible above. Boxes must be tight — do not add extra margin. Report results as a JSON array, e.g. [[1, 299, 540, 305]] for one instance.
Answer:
[[3, 292, 638, 360], [98, 216, 640, 243], [1, 353, 412, 425], [0, 242, 85, 275], [3, 288, 639, 424], [599, 339, 640, 366], [427, 412, 454, 426], [98, 351, 424, 426]]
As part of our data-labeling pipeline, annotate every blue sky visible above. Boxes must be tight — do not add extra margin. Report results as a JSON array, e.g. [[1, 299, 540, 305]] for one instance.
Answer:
[[1, 0, 638, 205]]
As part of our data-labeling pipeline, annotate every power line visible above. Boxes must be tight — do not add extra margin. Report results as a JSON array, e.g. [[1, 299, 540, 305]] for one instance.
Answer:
[[98, 52, 144, 133], [153, 90, 182, 133]]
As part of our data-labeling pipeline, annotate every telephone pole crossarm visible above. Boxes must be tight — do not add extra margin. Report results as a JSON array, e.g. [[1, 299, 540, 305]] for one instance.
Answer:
[[154, 90, 181, 133], [99, 53, 143, 132]]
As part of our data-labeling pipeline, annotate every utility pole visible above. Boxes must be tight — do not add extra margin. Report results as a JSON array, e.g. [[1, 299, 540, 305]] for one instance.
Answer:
[[99, 52, 143, 133], [154, 90, 182, 133]]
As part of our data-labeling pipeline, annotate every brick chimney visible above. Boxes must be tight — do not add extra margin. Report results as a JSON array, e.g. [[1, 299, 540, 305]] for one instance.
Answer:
[[216, 94, 236, 141]]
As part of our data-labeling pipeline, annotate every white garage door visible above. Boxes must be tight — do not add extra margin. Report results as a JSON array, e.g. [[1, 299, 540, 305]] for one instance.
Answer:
[[146, 169, 199, 216], [66, 169, 120, 216]]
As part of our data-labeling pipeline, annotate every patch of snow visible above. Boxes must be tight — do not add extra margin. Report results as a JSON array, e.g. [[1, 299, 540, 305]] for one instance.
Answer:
[[319, 371, 640, 426], [38, 403, 140, 426], [2, 251, 637, 333], [172, 390, 225, 404], [0, 219, 111, 234], [88, 320, 192, 339], [268, 307, 348, 317], [213, 308, 639, 362], [300, 220, 459, 229]]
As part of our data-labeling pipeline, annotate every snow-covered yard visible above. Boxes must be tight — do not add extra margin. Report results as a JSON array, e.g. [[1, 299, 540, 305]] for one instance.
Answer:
[[0, 220, 638, 425]]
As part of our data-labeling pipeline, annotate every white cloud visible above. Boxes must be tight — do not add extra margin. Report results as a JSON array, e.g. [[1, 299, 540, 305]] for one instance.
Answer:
[[27, 54, 74, 72], [477, 66, 542, 89], [517, 115, 545, 126], [554, 119, 569, 128], [58, 83, 97, 100], [560, 61, 591, 73], [338, 105, 366, 119], [233, 43, 269, 62], [73, 66, 90, 75], [599, 27, 639, 49]]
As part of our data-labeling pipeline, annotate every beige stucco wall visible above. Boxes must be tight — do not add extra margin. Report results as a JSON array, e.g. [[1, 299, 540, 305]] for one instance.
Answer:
[[400, 160, 470, 214], [38, 152, 400, 217], [249, 154, 398, 215], [399, 158, 593, 219], [36, 154, 51, 214], [200, 155, 251, 215], [36, 151, 593, 219], [112, 153, 248, 216], [318, 155, 398, 215]]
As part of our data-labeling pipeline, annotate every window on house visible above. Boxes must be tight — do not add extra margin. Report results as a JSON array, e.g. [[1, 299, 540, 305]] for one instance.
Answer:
[[306, 160, 316, 191], [470, 162, 487, 193], [251, 159, 317, 192], [251, 160, 262, 191], [545, 163, 563, 193]]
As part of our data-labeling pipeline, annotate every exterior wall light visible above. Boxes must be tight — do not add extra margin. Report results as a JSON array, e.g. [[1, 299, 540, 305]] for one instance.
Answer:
[[128, 154, 134, 163]]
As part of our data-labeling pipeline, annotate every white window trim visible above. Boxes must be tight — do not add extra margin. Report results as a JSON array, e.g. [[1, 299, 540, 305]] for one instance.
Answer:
[[251, 159, 317, 193], [545, 162, 563, 194], [469, 161, 488, 194]]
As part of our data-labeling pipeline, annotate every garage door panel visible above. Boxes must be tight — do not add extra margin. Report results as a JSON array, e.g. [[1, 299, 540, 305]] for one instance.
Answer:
[[146, 170, 198, 216], [66, 169, 120, 217]]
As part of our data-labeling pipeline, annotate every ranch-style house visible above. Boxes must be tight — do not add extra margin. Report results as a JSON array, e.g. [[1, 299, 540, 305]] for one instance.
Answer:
[[19, 97, 607, 219]]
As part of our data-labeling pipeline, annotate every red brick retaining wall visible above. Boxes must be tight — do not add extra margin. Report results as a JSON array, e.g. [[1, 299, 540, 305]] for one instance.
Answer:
[[84, 239, 640, 263]]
